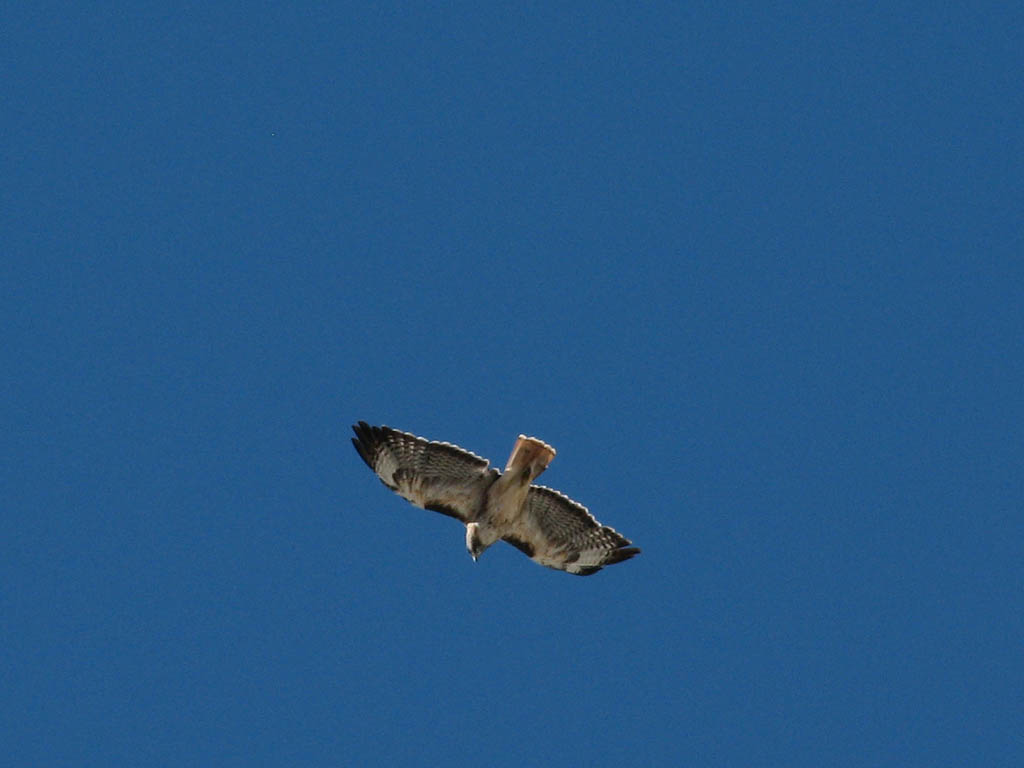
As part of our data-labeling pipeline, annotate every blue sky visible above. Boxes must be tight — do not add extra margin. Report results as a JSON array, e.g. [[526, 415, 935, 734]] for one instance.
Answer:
[[3, 2, 1022, 766]]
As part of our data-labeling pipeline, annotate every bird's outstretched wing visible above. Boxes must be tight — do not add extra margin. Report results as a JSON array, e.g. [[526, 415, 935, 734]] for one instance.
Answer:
[[351, 422, 497, 522], [502, 485, 640, 576]]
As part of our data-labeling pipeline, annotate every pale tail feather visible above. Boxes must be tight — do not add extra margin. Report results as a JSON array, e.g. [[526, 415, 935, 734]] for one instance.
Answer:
[[504, 435, 556, 482]]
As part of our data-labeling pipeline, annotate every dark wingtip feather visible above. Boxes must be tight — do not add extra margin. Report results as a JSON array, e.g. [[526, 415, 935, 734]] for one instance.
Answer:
[[351, 436, 374, 469], [351, 422, 380, 469], [569, 546, 640, 576], [605, 546, 641, 565]]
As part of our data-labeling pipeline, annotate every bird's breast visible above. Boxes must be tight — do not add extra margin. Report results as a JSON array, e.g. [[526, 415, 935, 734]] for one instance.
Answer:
[[484, 475, 532, 526]]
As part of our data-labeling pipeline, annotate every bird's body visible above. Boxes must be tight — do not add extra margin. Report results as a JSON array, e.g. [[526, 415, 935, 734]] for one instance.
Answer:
[[351, 422, 639, 575]]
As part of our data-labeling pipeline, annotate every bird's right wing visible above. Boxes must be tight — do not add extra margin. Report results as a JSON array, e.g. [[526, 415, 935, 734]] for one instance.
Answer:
[[503, 485, 640, 576]]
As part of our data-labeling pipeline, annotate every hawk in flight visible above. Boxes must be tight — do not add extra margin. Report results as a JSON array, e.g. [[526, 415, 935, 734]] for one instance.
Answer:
[[351, 422, 640, 576]]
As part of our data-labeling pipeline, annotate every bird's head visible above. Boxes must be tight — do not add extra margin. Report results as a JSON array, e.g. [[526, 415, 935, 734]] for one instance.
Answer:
[[465, 522, 487, 562]]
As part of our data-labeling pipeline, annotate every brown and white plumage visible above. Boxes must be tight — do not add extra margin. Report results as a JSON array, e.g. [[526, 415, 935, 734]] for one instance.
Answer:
[[351, 422, 640, 576]]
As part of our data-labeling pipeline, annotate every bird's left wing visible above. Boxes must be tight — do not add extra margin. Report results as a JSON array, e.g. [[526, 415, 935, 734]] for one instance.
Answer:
[[351, 422, 497, 522]]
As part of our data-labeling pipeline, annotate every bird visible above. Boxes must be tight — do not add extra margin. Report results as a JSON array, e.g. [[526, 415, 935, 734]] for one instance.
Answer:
[[351, 422, 640, 576]]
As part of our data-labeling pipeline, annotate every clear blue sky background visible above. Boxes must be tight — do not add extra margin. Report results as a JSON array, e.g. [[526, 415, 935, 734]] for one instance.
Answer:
[[3, 2, 1022, 766]]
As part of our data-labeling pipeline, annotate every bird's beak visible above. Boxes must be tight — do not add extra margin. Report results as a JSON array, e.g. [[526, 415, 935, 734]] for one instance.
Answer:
[[471, 554, 478, 563]]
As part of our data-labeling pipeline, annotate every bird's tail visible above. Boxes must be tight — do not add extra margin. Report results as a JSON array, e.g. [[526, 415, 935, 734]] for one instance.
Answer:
[[504, 435, 556, 482]]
